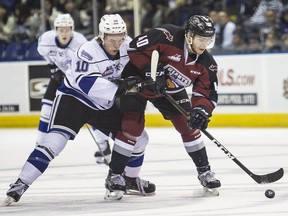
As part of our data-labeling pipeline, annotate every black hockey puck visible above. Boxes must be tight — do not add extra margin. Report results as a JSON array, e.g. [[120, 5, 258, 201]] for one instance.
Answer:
[[265, 189, 275, 199]]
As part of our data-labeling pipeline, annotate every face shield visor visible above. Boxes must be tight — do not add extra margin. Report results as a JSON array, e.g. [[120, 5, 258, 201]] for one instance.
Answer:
[[186, 32, 215, 50]]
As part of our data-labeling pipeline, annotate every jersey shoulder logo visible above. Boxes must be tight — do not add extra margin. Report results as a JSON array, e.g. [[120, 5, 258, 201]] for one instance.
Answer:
[[209, 64, 218, 72], [155, 27, 173, 42], [80, 50, 93, 61], [167, 54, 181, 62]]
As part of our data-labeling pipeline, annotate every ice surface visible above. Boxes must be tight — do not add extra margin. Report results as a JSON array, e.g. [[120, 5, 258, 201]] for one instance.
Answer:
[[0, 127, 287, 216]]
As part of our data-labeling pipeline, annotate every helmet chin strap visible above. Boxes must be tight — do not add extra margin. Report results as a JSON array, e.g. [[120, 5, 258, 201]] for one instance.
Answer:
[[185, 33, 197, 54]]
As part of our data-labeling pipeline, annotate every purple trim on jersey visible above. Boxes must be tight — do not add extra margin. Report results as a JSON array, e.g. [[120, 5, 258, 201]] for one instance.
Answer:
[[58, 79, 106, 110], [58, 85, 98, 109], [78, 76, 97, 94]]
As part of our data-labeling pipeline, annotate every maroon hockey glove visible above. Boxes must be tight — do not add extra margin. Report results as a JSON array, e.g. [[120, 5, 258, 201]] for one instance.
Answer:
[[187, 107, 211, 130]]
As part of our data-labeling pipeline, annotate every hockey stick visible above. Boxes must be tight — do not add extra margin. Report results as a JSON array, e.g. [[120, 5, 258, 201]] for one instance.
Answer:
[[151, 50, 159, 80], [85, 124, 109, 166], [150, 50, 284, 184], [162, 92, 284, 184]]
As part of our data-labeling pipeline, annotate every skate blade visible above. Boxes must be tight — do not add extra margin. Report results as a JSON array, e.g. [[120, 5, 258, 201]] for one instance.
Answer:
[[125, 189, 155, 196], [202, 187, 219, 197], [1, 196, 16, 206], [104, 189, 124, 200]]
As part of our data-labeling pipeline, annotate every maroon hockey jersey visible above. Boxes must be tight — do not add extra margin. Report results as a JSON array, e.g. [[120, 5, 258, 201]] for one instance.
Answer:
[[127, 24, 218, 113]]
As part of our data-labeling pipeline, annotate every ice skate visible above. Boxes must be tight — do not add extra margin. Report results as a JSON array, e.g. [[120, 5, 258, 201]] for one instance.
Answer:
[[124, 175, 156, 196], [201, 187, 219, 196], [104, 170, 126, 200], [2, 179, 29, 206], [94, 141, 111, 164], [197, 166, 221, 197]]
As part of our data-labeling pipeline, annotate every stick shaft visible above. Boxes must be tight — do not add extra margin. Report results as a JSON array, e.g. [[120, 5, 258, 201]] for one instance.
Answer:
[[86, 124, 109, 165], [162, 92, 283, 184]]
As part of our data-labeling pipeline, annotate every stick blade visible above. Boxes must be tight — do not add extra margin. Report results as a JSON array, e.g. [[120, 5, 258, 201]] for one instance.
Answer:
[[151, 50, 159, 81], [253, 168, 284, 184]]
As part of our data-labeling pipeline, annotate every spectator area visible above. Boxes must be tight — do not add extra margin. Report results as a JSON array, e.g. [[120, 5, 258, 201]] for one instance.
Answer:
[[1, 0, 288, 61]]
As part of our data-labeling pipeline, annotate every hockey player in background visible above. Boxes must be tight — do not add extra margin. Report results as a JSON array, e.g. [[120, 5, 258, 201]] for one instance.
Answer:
[[36, 13, 86, 146], [3, 14, 155, 206], [36, 13, 111, 165], [105, 15, 221, 199]]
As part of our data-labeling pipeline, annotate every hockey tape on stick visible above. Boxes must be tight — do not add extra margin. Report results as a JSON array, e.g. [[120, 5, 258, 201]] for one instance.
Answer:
[[151, 50, 159, 81], [162, 92, 284, 184], [86, 124, 109, 166]]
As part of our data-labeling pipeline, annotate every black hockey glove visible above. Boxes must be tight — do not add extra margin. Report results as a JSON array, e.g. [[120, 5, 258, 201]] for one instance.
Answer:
[[48, 64, 65, 84], [187, 107, 211, 130], [144, 64, 167, 96], [112, 76, 143, 97]]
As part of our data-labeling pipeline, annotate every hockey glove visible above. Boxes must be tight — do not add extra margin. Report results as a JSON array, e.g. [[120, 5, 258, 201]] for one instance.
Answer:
[[187, 107, 211, 130], [144, 64, 167, 96], [48, 64, 65, 84], [112, 76, 143, 97]]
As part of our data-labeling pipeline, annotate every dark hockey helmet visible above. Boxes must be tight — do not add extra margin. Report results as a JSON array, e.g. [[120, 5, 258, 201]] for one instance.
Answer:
[[185, 15, 215, 37], [185, 15, 215, 50]]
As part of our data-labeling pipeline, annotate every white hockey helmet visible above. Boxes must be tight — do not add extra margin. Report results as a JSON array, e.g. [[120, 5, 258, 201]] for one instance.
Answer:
[[99, 14, 127, 40], [54, 14, 74, 30]]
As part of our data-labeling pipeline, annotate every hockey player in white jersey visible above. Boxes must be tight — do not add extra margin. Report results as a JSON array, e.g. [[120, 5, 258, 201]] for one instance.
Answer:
[[37, 13, 111, 164], [3, 14, 155, 206]]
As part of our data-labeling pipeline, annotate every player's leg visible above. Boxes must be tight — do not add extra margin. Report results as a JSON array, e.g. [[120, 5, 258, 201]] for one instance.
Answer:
[[153, 90, 221, 192], [104, 94, 147, 199], [36, 78, 60, 145], [93, 129, 112, 164], [124, 129, 156, 195], [91, 104, 123, 164], [4, 95, 91, 205]]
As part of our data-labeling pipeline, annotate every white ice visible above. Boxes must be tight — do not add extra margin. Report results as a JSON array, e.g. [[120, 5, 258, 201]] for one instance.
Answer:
[[0, 127, 287, 216]]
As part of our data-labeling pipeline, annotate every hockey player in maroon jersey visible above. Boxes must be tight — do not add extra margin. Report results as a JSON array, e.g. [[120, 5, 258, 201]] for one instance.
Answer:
[[105, 15, 221, 198]]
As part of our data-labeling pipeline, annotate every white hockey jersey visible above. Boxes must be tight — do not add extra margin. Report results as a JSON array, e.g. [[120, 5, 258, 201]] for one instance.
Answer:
[[37, 30, 87, 73], [58, 36, 132, 111]]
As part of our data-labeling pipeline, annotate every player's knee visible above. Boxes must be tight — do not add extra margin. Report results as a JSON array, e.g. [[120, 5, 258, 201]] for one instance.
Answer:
[[41, 131, 70, 157], [170, 114, 201, 142], [122, 112, 145, 137], [133, 130, 149, 154]]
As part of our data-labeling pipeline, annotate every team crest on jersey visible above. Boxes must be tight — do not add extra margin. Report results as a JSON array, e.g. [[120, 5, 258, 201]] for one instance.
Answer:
[[167, 54, 181, 62], [80, 50, 93, 61], [209, 64, 218, 72], [102, 63, 123, 77], [284, 77, 288, 99], [165, 64, 191, 86], [48, 50, 57, 56], [155, 27, 173, 42]]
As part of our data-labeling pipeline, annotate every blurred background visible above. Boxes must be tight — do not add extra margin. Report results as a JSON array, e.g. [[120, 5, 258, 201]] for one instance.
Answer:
[[0, 0, 288, 128], [2, 0, 288, 57]]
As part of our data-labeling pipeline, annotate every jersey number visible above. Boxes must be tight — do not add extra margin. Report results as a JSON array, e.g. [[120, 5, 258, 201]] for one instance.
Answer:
[[136, 35, 149, 48], [75, 61, 89, 72]]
